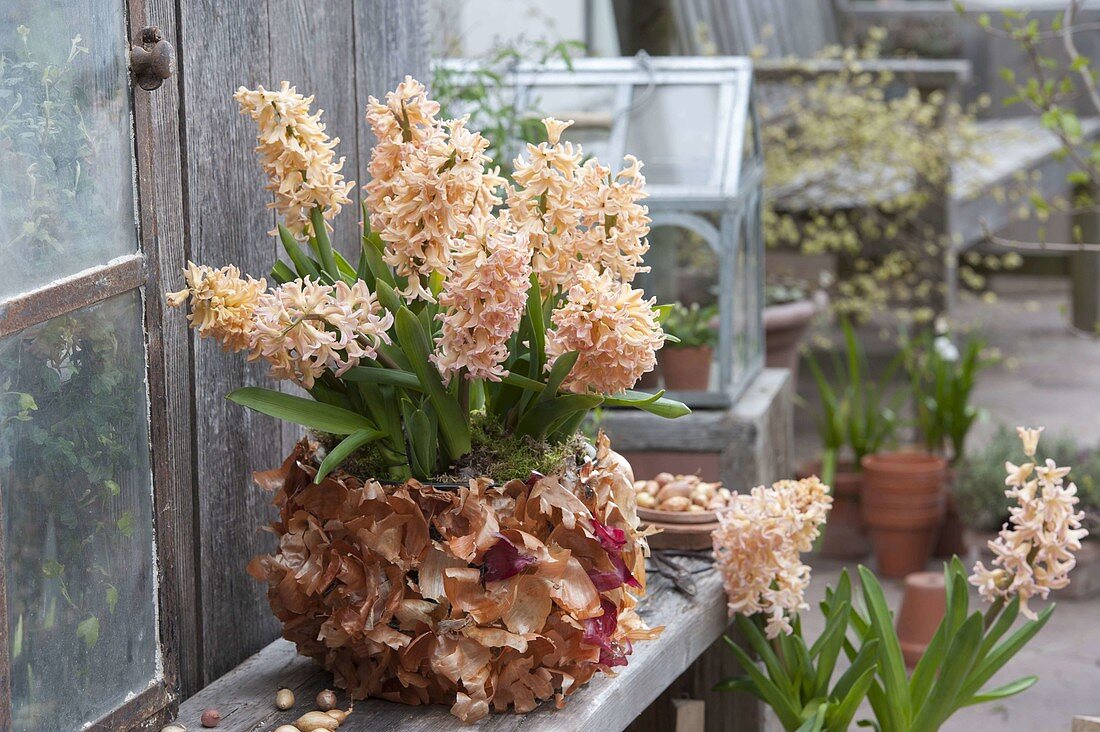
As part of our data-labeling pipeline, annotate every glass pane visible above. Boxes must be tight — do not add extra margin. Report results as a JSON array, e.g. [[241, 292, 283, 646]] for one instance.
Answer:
[[526, 85, 618, 162], [0, 292, 158, 730], [624, 84, 721, 187], [638, 223, 720, 394], [0, 4, 138, 300]]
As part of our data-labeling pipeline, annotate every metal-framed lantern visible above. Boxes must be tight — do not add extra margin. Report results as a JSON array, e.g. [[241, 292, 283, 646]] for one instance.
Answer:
[[436, 56, 765, 407]]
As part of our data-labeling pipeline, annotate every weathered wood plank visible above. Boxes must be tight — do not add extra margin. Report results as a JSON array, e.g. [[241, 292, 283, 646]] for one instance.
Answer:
[[177, 0, 284, 686], [269, 0, 361, 258], [173, 565, 730, 732], [130, 0, 201, 703], [175, 0, 430, 689], [353, 0, 429, 185]]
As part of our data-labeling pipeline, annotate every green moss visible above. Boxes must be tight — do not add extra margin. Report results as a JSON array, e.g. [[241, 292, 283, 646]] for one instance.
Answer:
[[314, 412, 587, 484]]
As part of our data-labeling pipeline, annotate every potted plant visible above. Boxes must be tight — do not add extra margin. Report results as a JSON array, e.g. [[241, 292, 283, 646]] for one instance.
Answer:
[[167, 78, 690, 722], [802, 318, 902, 559], [901, 323, 995, 557], [764, 279, 817, 380], [714, 427, 1089, 731], [659, 302, 717, 391]]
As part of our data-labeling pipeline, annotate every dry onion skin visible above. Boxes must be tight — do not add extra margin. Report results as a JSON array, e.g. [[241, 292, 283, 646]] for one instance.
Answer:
[[249, 432, 661, 723]]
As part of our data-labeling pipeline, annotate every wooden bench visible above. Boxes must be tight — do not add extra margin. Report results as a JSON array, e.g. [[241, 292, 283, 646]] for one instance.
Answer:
[[169, 557, 746, 732], [664, 0, 1100, 321]]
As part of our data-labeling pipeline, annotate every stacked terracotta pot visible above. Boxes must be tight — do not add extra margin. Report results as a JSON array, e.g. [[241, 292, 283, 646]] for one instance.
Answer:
[[860, 452, 948, 577]]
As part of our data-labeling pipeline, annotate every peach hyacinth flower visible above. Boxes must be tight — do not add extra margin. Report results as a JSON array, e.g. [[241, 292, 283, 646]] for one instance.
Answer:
[[712, 477, 832, 638], [970, 426, 1088, 619], [249, 278, 393, 389], [167, 262, 266, 353], [365, 77, 504, 300], [575, 154, 651, 283], [234, 82, 355, 239], [432, 214, 533, 384], [509, 119, 651, 291], [509, 118, 588, 292], [545, 265, 664, 395]]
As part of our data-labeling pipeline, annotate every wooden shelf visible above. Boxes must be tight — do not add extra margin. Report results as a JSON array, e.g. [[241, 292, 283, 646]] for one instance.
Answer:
[[173, 559, 728, 731]]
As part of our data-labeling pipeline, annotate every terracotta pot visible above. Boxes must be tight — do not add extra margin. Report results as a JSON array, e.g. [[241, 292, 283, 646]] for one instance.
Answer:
[[797, 460, 870, 559], [896, 571, 947, 667], [764, 299, 816, 381], [861, 452, 947, 577], [861, 498, 944, 577], [660, 345, 712, 391], [861, 452, 948, 496]]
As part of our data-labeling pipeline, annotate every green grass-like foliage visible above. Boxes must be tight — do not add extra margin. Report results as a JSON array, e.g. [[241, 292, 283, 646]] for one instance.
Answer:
[[902, 327, 995, 464], [804, 318, 904, 486], [720, 560, 1051, 731]]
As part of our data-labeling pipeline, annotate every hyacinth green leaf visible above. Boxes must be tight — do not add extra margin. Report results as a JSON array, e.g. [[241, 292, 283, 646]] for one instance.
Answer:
[[713, 675, 754, 693], [310, 207, 340, 279], [827, 667, 875, 732], [795, 704, 827, 732], [537, 351, 578, 405], [394, 307, 471, 458], [721, 635, 803, 730], [603, 389, 691, 418], [910, 612, 984, 732], [342, 366, 422, 391], [976, 595, 1021, 662], [857, 565, 910, 730], [270, 259, 295, 284], [278, 223, 320, 280], [526, 274, 546, 379], [360, 231, 395, 288], [961, 676, 1037, 707], [734, 614, 795, 698], [315, 428, 385, 483], [373, 279, 403, 320], [515, 394, 602, 440], [227, 387, 377, 435], [810, 599, 849, 693], [831, 638, 879, 703], [500, 371, 690, 419], [333, 251, 358, 284], [961, 604, 1053, 701]]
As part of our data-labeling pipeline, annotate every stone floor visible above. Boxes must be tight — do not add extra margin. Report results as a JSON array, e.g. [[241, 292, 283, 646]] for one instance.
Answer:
[[793, 273, 1100, 730]]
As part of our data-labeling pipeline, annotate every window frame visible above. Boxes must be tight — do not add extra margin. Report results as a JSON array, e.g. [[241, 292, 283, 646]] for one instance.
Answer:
[[0, 0, 188, 728]]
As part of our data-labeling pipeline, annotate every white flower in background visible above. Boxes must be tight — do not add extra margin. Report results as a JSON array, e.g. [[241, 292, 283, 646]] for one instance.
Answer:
[[933, 335, 959, 362]]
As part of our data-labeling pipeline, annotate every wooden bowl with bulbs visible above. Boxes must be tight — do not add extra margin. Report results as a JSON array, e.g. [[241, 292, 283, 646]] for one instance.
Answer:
[[634, 473, 731, 549]]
